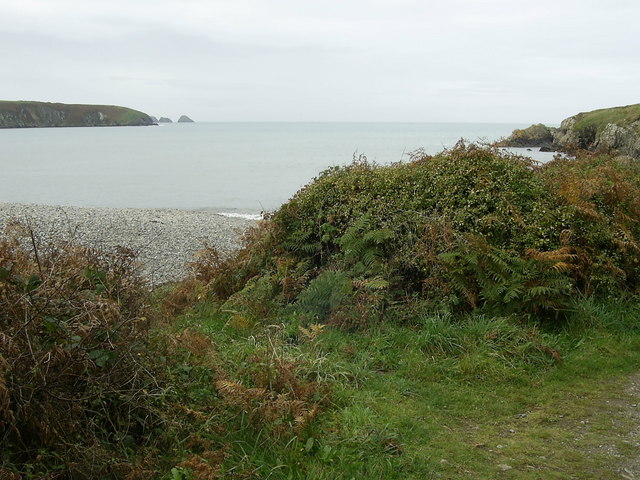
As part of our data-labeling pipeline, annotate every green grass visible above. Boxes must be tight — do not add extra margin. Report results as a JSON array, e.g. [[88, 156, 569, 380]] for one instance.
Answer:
[[116, 107, 153, 125], [161, 296, 640, 479], [572, 103, 640, 132]]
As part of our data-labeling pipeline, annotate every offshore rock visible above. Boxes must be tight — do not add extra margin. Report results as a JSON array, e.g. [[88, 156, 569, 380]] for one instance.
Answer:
[[177, 115, 194, 123]]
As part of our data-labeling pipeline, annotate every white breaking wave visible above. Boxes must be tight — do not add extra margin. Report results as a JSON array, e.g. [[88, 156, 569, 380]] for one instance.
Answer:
[[218, 212, 263, 221]]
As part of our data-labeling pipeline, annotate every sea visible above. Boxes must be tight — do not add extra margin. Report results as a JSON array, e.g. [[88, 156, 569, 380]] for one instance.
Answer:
[[0, 122, 556, 219]]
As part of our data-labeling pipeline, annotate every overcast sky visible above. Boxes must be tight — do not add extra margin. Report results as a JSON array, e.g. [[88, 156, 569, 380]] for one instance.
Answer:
[[2, 0, 638, 123]]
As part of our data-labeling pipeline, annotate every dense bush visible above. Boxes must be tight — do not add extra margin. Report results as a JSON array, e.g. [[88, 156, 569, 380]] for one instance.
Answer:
[[187, 144, 640, 323], [0, 222, 164, 477]]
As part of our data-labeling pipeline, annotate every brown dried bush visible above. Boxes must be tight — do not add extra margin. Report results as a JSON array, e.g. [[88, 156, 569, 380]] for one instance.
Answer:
[[216, 354, 327, 438], [0, 222, 165, 477]]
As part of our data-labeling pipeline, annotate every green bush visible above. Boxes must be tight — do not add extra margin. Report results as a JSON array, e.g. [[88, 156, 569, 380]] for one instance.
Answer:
[[190, 145, 640, 322]]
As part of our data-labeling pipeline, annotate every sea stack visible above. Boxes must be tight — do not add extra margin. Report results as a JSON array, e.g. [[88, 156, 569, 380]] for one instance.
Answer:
[[158, 117, 173, 123], [178, 115, 195, 123]]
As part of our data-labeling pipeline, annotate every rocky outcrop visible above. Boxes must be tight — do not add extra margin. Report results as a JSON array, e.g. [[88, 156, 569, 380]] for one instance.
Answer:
[[591, 121, 640, 158], [497, 124, 556, 150], [0, 101, 154, 128], [500, 104, 640, 158], [177, 115, 194, 123], [158, 117, 173, 123]]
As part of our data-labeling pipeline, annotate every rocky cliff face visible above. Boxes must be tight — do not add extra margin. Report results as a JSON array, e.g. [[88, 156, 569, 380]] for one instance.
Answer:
[[0, 105, 67, 128], [590, 121, 640, 158], [501, 104, 640, 159], [0, 101, 154, 128]]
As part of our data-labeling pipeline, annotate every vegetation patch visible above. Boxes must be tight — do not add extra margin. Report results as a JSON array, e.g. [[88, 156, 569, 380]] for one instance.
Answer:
[[185, 144, 640, 324]]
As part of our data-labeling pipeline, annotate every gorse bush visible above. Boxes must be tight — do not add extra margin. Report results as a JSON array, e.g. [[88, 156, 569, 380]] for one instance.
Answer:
[[189, 144, 640, 322]]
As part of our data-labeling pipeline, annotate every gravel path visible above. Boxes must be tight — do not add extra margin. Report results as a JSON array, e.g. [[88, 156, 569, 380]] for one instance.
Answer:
[[0, 203, 257, 285]]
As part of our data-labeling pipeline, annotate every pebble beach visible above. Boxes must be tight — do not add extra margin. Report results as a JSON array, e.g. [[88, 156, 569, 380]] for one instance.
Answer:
[[0, 203, 257, 285]]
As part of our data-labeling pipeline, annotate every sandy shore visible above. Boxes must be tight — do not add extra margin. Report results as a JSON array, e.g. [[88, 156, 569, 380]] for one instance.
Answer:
[[0, 203, 257, 285]]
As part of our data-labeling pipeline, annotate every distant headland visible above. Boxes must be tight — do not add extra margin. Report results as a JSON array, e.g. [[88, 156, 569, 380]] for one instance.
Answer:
[[0, 101, 154, 128]]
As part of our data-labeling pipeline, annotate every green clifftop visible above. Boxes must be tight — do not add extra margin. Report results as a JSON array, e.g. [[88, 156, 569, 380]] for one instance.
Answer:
[[0, 101, 154, 128]]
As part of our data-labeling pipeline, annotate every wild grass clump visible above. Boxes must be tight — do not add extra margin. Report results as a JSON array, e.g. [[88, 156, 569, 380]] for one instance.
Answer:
[[184, 144, 640, 324], [0, 222, 163, 478]]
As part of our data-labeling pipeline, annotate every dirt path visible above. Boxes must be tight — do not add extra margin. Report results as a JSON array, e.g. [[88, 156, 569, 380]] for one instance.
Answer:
[[618, 374, 640, 479]]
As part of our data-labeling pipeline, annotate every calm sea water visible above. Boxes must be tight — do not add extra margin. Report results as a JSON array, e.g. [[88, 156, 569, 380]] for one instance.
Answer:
[[0, 122, 554, 216]]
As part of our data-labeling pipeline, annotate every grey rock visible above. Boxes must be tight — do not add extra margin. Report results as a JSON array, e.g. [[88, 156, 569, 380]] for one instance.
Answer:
[[552, 116, 579, 147], [178, 115, 195, 123], [82, 111, 105, 126], [0, 106, 67, 128], [158, 117, 173, 123], [552, 115, 596, 149], [552, 115, 640, 158], [594, 121, 640, 158]]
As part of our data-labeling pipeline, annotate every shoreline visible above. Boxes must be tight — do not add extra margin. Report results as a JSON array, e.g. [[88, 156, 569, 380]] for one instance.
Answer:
[[0, 203, 257, 285]]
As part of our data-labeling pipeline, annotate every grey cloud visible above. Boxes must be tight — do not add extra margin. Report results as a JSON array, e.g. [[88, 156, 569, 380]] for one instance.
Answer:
[[1, 0, 639, 122]]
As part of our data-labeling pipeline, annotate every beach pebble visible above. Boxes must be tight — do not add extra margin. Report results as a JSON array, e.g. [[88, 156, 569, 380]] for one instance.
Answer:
[[0, 203, 256, 285]]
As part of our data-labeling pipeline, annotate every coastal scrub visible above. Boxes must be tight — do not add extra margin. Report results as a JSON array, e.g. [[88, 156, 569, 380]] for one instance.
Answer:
[[185, 144, 640, 322]]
